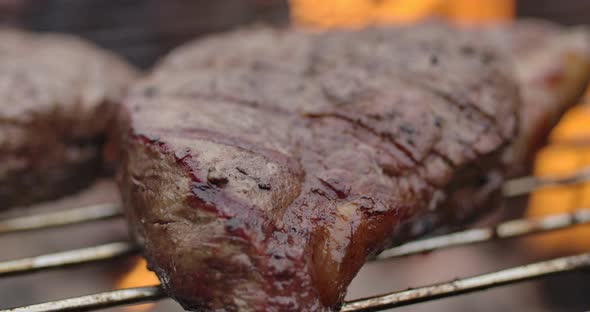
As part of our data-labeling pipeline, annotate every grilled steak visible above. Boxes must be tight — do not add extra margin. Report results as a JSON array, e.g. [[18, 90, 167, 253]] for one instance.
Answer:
[[119, 24, 520, 311], [0, 29, 137, 209]]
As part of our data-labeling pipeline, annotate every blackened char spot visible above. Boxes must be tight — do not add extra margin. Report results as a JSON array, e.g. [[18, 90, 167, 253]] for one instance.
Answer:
[[236, 167, 248, 175]]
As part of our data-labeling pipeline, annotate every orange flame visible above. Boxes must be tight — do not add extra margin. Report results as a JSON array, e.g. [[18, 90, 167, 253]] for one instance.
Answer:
[[117, 257, 160, 312], [290, 0, 515, 29], [526, 94, 590, 254]]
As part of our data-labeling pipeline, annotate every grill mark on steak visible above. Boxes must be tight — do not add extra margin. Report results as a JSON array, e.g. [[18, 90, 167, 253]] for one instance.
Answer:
[[403, 76, 504, 139], [304, 112, 419, 165], [304, 85, 491, 173]]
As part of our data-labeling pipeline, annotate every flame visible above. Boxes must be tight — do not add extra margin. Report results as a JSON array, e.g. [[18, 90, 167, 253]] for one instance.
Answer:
[[526, 94, 590, 254], [117, 257, 160, 311], [549, 104, 590, 144], [290, 0, 514, 29]]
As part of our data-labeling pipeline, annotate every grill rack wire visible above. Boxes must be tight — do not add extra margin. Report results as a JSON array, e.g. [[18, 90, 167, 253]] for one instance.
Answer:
[[2, 170, 590, 312]]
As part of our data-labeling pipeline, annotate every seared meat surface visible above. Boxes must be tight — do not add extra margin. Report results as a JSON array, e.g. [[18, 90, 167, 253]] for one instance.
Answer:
[[119, 24, 519, 311], [0, 29, 137, 209], [504, 20, 590, 174]]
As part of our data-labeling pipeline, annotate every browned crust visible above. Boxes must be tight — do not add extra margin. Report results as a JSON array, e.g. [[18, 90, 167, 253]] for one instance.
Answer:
[[119, 24, 520, 311]]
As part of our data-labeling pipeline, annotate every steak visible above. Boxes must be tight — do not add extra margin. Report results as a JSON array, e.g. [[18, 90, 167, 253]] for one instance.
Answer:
[[0, 29, 138, 209], [119, 24, 520, 311]]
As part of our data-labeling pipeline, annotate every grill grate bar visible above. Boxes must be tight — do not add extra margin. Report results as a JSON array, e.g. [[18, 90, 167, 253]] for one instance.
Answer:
[[3, 209, 590, 277], [8, 252, 590, 312], [5, 285, 166, 312], [377, 208, 590, 259], [342, 251, 590, 312], [0, 242, 137, 277], [0, 204, 122, 235], [503, 166, 590, 197]]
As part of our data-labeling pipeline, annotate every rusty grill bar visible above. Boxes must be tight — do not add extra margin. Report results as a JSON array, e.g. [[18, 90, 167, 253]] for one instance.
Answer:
[[378, 208, 590, 259], [343, 252, 590, 312], [2, 208, 590, 278], [0, 242, 137, 278], [1, 171, 590, 311], [5, 286, 167, 312], [503, 167, 590, 197], [0, 203, 122, 235], [7, 252, 590, 312]]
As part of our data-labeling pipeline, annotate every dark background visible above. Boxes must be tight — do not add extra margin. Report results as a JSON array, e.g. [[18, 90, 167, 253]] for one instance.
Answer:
[[1, 0, 588, 68], [517, 0, 590, 25], [1, 0, 290, 67]]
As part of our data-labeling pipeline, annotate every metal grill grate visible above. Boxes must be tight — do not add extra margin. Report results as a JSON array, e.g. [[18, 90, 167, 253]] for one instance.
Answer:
[[2, 171, 590, 312]]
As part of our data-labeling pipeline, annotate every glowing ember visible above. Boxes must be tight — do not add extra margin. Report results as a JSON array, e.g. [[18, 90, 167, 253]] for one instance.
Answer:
[[117, 257, 159, 311], [549, 104, 590, 144], [526, 93, 590, 254], [290, 0, 514, 28]]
